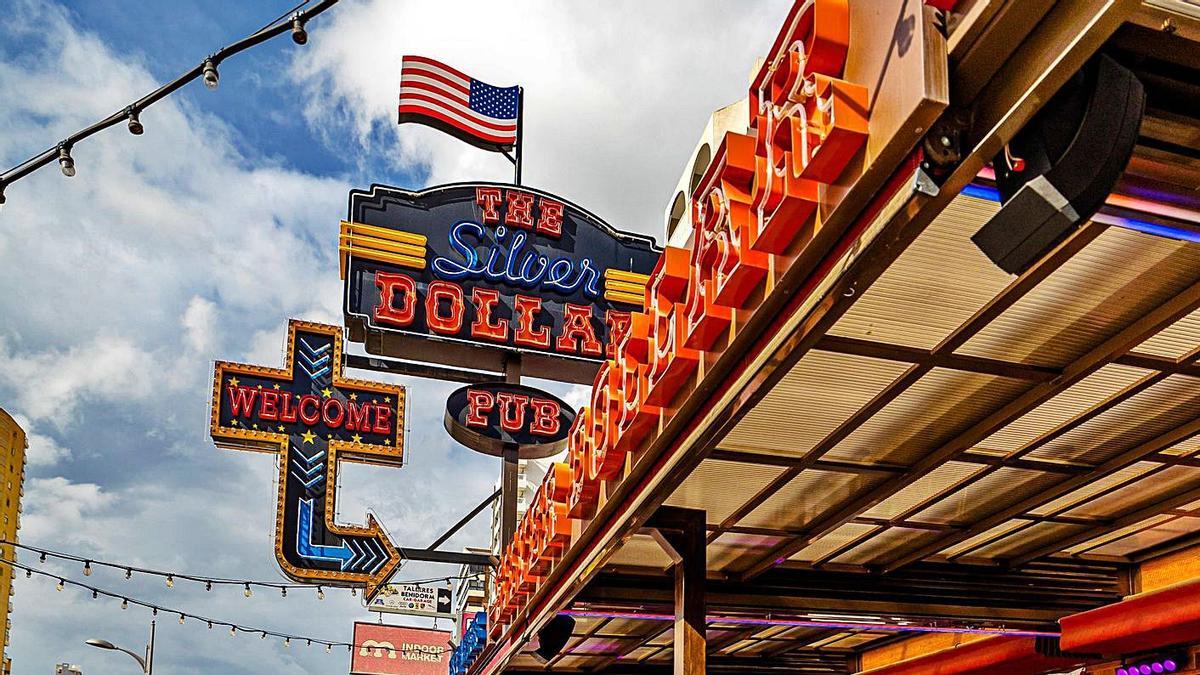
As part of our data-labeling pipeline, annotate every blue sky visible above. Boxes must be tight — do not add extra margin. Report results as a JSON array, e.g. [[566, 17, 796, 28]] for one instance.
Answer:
[[0, 1, 787, 673]]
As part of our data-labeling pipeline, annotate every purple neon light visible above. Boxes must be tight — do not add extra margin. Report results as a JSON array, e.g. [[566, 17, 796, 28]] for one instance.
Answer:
[[1118, 659, 1180, 675], [559, 609, 1059, 637], [960, 183, 1200, 245]]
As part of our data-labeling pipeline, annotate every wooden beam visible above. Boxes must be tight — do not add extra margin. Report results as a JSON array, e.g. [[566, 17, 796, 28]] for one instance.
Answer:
[[648, 507, 707, 675]]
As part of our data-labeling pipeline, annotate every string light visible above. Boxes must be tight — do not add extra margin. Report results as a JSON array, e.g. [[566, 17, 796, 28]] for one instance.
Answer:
[[121, 598, 128, 610], [291, 15, 308, 45], [57, 144, 75, 177], [230, 625, 237, 637], [92, 590, 98, 599], [207, 621, 213, 630], [0, 0, 340, 201], [56, 579, 64, 591], [83, 561, 92, 576], [125, 107, 144, 136], [3, 540, 480, 594], [281, 587, 287, 598], [244, 583, 252, 598], [24, 569, 30, 579], [202, 59, 220, 90], [284, 637, 291, 648], [179, 614, 185, 625]]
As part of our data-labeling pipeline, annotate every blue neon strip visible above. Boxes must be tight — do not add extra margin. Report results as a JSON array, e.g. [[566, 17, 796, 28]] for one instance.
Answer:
[[961, 183, 1200, 244]]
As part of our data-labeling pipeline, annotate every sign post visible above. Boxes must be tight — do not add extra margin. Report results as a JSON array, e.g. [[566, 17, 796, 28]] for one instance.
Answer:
[[500, 354, 521, 548]]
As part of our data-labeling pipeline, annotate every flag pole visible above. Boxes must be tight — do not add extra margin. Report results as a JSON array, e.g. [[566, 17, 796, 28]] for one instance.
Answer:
[[513, 86, 524, 186]]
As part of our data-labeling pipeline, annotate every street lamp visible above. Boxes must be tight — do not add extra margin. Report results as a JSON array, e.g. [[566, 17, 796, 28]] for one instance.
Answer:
[[86, 621, 155, 674]]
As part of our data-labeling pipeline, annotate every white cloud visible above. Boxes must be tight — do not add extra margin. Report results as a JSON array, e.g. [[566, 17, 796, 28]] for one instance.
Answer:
[[6, 413, 71, 467], [182, 296, 218, 354]]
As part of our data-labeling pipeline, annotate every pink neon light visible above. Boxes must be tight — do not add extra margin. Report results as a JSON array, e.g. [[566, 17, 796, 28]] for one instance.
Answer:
[[559, 609, 1059, 638]]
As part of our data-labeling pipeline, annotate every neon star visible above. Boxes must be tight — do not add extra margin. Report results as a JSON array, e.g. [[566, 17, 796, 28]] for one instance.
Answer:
[[384, 396, 391, 403], [273, 384, 281, 390], [278, 425, 285, 432], [256, 384, 262, 389], [230, 419, 238, 426], [252, 424, 258, 430], [301, 430, 316, 444], [351, 434, 362, 443], [229, 377, 240, 387], [349, 393, 358, 401], [321, 387, 333, 398]]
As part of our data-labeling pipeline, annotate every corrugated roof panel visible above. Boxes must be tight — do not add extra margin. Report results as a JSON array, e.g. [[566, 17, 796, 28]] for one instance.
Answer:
[[1064, 515, 1175, 555], [789, 522, 880, 563], [607, 534, 672, 570], [940, 519, 1028, 557], [831, 195, 1009, 350], [1084, 516, 1200, 557], [828, 368, 1032, 465], [1028, 375, 1200, 464], [708, 532, 785, 573], [1064, 465, 1200, 519], [664, 459, 784, 525], [967, 521, 1087, 559], [862, 461, 985, 521], [740, 470, 881, 531], [1027, 462, 1158, 516], [958, 228, 1200, 366], [912, 467, 1063, 525], [978, 364, 1151, 454], [1135, 308, 1200, 359], [829, 527, 942, 565], [722, 350, 911, 457]]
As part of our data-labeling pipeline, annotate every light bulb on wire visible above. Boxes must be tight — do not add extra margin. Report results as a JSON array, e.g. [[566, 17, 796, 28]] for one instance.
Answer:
[[317, 587, 324, 600], [83, 561, 92, 576], [166, 575, 174, 588], [121, 598, 128, 610], [291, 15, 308, 45], [57, 144, 75, 177], [244, 583, 252, 598], [202, 59, 219, 90], [56, 579, 64, 591], [126, 107, 144, 135]]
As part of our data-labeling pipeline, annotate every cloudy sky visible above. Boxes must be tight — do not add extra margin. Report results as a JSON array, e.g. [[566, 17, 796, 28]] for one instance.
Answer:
[[0, 1, 787, 672]]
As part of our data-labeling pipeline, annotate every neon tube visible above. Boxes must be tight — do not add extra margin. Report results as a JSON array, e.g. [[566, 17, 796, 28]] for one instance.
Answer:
[[559, 609, 1060, 637]]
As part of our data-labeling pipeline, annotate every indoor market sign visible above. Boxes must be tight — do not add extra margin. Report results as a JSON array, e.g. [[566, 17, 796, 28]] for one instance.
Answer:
[[209, 320, 404, 600], [340, 183, 661, 383]]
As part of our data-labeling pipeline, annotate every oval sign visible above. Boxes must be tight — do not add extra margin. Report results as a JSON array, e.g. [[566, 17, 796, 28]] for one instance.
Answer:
[[444, 383, 576, 459]]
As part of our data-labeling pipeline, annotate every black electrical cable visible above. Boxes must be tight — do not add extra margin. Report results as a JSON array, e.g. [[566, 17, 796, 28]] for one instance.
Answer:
[[0, 0, 340, 203]]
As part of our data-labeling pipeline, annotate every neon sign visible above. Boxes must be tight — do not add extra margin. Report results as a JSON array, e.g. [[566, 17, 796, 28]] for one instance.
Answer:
[[476, 0, 870, 654], [209, 320, 405, 600], [444, 382, 576, 458], [342, 183, 660, 384]]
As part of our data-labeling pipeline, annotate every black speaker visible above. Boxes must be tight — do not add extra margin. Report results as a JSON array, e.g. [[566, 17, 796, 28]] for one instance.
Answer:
[[532, 614, 575, 663], [972, 53, 1145, 274]]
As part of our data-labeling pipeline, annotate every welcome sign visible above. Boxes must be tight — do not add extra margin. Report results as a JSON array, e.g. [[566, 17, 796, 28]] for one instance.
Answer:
[[341, 183, 661, 383]]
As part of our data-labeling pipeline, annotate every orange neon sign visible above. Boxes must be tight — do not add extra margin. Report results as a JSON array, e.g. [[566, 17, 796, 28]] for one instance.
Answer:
[[487, 0, 868, 640]]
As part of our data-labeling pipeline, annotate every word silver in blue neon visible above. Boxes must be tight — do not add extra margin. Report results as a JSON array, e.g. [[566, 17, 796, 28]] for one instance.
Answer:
[[432, 222, 603, 298]]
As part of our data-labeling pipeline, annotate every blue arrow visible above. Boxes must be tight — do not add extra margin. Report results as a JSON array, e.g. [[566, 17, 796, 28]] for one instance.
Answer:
[[296, 498, 353, 568]]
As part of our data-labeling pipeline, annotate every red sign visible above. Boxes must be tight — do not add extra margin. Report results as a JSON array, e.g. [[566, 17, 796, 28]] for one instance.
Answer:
[[484, 0, 869, 643], [351, 623, 450, 675], [444, 382, 576, 458]]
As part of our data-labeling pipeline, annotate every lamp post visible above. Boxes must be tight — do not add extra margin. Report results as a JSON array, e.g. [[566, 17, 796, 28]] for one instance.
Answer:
[[86, 620, 154, 674]]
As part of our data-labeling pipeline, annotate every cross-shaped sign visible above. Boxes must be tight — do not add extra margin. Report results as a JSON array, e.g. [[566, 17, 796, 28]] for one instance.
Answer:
[[210, 319, 405, 600]]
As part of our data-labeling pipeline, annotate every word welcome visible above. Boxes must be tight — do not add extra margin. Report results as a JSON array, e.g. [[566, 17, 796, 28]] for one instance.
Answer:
[[226, 385, 394, 434]]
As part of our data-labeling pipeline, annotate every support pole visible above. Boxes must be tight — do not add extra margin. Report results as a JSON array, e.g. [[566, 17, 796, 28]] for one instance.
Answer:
[[499, 352, 522, 548], [647, 506, 706, 675], [513, 86, 524, 186]]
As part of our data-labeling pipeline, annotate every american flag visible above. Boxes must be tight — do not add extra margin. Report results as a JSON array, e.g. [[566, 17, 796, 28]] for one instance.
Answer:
[[399, 56, 520, 150]]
